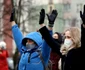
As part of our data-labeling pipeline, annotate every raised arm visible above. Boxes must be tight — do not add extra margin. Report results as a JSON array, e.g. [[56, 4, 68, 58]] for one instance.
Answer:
[[39, 26, 62, 56], [38, 9, 51, 65], [39, 9, 62, 57], [10, 9, 24, 53], [80, 5, 85, 50]]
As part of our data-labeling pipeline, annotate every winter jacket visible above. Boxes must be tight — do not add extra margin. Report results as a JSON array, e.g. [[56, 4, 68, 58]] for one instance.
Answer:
[[12, 24, 51, 70], [39, 25, 84, 70], [50, 32, 62, 70], [0, 50, 9, 70], [50, 51, 60, 70]]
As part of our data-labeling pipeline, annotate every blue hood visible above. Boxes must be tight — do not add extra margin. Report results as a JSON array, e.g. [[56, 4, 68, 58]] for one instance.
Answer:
[[22, 32, 42, 48]]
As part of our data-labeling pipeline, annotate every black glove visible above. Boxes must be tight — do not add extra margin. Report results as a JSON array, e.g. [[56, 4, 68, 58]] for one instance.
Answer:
[[10, 8, 15, 22], [47, 10, 58, 27], [39, 9, 45, 24], [80, 5, 85, 24]]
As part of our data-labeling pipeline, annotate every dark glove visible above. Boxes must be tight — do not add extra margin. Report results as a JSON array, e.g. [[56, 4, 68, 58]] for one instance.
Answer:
[[39, 9, 45, 24], [10, 8, 15, 22], [80, 5, 85, 24], [47, 10, 58, 27]]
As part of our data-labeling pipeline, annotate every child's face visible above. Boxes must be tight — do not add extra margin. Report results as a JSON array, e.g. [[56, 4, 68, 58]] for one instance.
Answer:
[[26, 39, 36, 49]]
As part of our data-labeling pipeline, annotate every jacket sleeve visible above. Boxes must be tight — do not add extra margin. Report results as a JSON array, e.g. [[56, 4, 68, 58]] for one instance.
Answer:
[[39, 26, 62, 57], [41, 30, 52, 66], [6, 50, 9, 57], [12, 24, 23, 53], [41, 39, 51, 66], [81, 24, 85, 50]]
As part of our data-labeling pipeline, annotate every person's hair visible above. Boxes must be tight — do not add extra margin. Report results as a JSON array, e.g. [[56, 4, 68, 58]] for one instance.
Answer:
[[54, 32, 63, 44], [63, 27, 81, 48]]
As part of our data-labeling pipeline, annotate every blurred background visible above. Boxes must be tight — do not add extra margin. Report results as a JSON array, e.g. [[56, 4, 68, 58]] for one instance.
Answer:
[[0, 0, 85, 70]]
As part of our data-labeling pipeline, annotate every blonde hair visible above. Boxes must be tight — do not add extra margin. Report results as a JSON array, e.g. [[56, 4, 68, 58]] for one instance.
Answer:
[[64, 27, 81, 48], [60, 27, 81, 55]]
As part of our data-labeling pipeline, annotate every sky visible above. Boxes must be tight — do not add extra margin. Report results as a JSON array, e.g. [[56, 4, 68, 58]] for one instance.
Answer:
[[33, 0, 60, 6]]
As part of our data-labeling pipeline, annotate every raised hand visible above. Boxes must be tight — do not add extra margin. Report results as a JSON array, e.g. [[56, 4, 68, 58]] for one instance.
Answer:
[[47, 10, 58, 27], [10, 8, 15, 22], [39, 9, 45, 24], [80, 5, 85, 24]]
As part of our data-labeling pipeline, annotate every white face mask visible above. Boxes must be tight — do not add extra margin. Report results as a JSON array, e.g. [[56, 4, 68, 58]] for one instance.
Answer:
[[26, 43, 36, 49], [64, 39, 73, 49]]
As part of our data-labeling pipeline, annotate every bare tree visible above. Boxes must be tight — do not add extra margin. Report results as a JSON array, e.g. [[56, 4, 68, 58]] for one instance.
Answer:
[[0, 0, 40, 38], [12, 0, 39, 35], [0, 0, 4, 37]]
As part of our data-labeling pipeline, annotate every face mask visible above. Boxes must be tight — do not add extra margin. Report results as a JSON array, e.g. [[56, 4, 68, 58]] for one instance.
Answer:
[[54, 39, 62, 44], [26, 43, 36, 49], [64, 39, 73, 49]]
